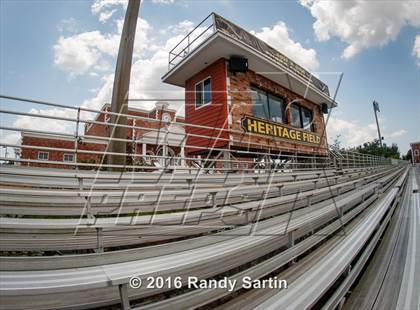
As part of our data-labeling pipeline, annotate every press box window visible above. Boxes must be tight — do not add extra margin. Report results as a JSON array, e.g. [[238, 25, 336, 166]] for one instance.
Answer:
[[195, 78, 211, 108], [291, 104, 314, 131], [38, 151, 49, 161], [251, 86, 285, 123], [63, 153, 74, 162]]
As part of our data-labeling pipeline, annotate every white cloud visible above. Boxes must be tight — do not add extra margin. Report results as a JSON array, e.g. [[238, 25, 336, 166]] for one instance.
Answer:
[[170, 20, 194, 34], [390, 129, 407, 138], [152, 0, 175, 4], [57, 17, 79, 34], [413, 35, 420, 65], [53, 18, 155, 76], [251, 22, 319, 71], [300, 0, 420, 59], [0, 130, 20, 147], [0, 130, 21, 159], [77, 19, 197, 114], [91, 0, 127, 15], [0, 107, 78, 152], [53, 33, 103, 76], [327, 111, 407, 148], [80, 29, 187, 114], [98, 9, 117, 23], [327, 116, 377, 147]]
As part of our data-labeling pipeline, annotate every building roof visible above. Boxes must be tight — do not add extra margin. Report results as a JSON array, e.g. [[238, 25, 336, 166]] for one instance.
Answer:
[[21, 131, 108, 144], [162, 13, 338, 108], [98, 103, 185, 118]]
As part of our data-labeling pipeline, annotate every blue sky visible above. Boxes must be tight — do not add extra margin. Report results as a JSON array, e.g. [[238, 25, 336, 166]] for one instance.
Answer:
[[1, 0, 419, 154]]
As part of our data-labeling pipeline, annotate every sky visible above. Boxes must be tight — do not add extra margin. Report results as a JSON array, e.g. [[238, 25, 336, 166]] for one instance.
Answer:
[[0, 0, 419, 155]]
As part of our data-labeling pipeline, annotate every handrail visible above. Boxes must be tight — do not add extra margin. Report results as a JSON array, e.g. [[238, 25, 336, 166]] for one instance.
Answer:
[[168, 13, 215, 69], [0, 94, 396, 172]]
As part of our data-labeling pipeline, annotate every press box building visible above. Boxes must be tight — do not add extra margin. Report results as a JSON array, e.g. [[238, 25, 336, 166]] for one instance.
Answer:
[[162, 13, 337, 161]]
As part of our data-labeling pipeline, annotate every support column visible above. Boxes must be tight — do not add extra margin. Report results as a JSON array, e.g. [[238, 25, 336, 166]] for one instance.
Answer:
[[118, 284, 131, 310], [163, 124, 169, 166], [223, 150, 231, 171], [107, 0, 141, 170], [180, 140, 185, 167], [163, 144, 168, 166]]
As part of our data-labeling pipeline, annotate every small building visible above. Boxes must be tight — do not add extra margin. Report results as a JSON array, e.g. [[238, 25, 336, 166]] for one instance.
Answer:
[[162, 13, 337, 163], [20, 103, 186, 169], [410, 142, 420, 163]]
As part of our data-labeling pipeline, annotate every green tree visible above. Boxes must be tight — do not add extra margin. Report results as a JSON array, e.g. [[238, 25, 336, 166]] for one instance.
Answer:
[[403, 149, 412, 161], [330, 134, 343, 151], [353, 139, 401, 159]]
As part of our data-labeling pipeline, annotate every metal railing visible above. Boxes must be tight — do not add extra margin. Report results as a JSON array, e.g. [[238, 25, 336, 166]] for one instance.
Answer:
[[168, 13, 215, 70], [0, 94, 397, 173]]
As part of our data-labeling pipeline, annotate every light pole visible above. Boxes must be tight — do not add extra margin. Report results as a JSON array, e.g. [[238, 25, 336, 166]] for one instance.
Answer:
[[372, 100, 383, 147], [107, 0, 141, 170]]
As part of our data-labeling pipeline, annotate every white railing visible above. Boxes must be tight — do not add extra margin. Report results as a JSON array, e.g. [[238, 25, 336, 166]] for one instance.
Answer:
[[168, 13, 215, 70], [0, 94, 396, 172]]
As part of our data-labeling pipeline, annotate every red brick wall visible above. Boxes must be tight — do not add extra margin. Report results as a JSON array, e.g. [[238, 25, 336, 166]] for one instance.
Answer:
[[85, 107, 183, 143], [21, 136, 75, 169], [21, 105, 186, 169], [21, 136, 106, 169], [85, 109, 108, 138], [228, 68, 328, 156], [185, 58, 229, 154], [130, 109, 174, 139]]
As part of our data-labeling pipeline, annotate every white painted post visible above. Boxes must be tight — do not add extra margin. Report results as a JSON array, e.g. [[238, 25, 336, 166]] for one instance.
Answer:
[[118, 283, 131, 310], [180, 140, 185, 167]]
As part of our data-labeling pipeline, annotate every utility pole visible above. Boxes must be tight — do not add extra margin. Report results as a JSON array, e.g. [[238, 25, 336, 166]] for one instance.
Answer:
[[372, 100, 383, 147], [107, 0, 141, 170]]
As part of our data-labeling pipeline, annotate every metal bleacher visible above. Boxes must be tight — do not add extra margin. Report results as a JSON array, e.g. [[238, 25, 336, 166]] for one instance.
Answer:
[[0, 95, 417, 310], [1, 163, 416, 309]]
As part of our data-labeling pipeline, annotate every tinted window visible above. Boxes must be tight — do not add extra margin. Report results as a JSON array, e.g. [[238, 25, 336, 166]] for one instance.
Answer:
[[268, 94, 284, 123], [195, 78, 211, 108], [38, 152, 48, 160], [251, 87, 269, 119], [203, 79, 211, 104], [251, 87, 284, 123], [290, 104, 314, 131], [291, 104, 302, 128], [302, 107, 313, 131], [64, 154, 74, 162], [195, 83, 203, 107]]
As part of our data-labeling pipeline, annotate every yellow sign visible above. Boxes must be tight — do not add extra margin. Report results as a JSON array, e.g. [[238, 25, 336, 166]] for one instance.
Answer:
[[241, 116, 321, 145]]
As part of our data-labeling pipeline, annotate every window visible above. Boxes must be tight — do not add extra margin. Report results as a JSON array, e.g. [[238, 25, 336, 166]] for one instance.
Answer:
[[291, 104, 302, 128], [268, 94, 284, 123], [38, 152, 49, 160], [251, 87, 269, 119], [63, 153, 74, 162], [251, 86, 285, 123], [195, 78, 211, 108], [290, 104, 314, 131]]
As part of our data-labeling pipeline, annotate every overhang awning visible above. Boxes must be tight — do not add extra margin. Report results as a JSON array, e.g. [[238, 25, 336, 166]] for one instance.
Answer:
[[162, 13, 338, 108]]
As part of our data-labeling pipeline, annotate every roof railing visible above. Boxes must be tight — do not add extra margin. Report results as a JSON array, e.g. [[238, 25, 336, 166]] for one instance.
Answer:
[[168, 13, 215, 70]]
